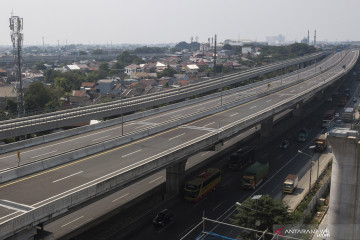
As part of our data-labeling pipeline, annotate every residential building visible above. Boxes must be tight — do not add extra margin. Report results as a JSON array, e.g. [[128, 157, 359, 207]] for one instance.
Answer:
[[95, 79, 118, 94], [124, 64, 142, 76]]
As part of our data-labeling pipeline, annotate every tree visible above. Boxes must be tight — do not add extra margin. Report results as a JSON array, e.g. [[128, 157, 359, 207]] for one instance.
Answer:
[[54, 77, 72, 93], [157, 67, 177, 78], [230, 195, 292, 238], [6, 99, 17, 113], [99, 63, 110, 72], [93, 49, 105, 55], [223, 44, 232, 50], [24, 82, 53, 111]]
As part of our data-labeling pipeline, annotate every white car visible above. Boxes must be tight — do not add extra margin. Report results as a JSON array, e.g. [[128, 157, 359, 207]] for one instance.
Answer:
[[335, 112, 340, 117], [280, 140, 290, 149]]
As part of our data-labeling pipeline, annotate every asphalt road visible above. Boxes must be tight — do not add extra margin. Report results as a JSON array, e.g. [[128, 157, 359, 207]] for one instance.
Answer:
[[0, 52, 344, 171], [0, 51, 357, 239]]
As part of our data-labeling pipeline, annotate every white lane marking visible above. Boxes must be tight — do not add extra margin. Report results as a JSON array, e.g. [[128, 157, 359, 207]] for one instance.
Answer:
[[169, 133, 185, 140], [249, 105, 257, 109], [31, 150, 57, 159], [53, 171, 83, 183], [61, 216, 84, 228], [170, 114, 182, 118], [266, 99, 272, 102], [221, 179, 232, 187], [276, 154, 284, 160], [203, 122, 215, 127], [0, 211, 21, 221], [201, 152, 210, 156], [212, 201, 224, 212], [290, 90, 295, 93], [149, 176, 163, 184], [230, 113, 239, 117], [178, 224, 195, 239], [92, 135, 111, 141], [72, 218, 92, 230], [112, 193, 130, 203], [122, 149, 142, 158]]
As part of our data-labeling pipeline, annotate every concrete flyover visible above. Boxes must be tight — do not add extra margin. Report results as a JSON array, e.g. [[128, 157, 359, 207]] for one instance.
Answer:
[[0, 51, 346, 181], [0, 50, 357, 240], [0, 52, 328, 139]]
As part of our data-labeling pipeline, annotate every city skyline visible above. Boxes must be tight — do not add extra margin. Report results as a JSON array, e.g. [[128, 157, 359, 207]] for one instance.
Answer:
[[0, 0, 359, 46]]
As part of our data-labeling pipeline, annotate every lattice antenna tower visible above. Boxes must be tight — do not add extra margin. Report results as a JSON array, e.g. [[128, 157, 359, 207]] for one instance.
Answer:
[[9, 14, 24, 116]]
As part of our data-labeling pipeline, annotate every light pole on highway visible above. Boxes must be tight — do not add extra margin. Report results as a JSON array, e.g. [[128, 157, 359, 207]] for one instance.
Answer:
[[298, 149, 316, 192]]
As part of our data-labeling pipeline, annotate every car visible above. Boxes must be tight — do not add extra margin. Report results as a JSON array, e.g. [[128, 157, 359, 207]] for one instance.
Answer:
[[280, 140, 290, 149], [334, 118, 343, 124], [353, 97, 358, 102], [335, 112, 340, 117], [153, 209, 173, 227]]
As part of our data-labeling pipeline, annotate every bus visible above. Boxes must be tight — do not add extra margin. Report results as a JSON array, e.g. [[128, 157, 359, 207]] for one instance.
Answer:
[[184, 168, 221, 202]]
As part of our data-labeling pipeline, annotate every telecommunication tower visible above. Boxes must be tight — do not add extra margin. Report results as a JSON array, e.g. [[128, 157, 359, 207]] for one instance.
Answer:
[[9, 14, 24, 116]]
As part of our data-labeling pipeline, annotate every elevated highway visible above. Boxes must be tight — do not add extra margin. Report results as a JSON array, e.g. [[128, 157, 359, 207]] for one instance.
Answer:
[[0, 52, 327, 139], [0, 50, 358, 239]]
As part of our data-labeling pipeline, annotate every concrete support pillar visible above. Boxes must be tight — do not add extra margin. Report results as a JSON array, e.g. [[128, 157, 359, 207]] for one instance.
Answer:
[[327, 129, 360, 240], [260, 117, 273, 139], [165, 159, 187, 198], [292, 100, 303, 117]]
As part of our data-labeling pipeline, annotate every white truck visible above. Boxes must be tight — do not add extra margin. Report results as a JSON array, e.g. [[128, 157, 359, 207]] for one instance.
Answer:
[[342, 107, 354, 123], [283, 174, 299, 194]]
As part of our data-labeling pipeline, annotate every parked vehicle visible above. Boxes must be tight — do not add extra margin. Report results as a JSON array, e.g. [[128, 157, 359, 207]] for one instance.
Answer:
[[279, 140, 290, 149], [342, 107, 354, 122], [241, 161, 269, 190], [335, 112, 340, 117], [283, 174, 299, 194], [184, 168, 221, 202], [353, 97, 358, 102], [228, 146, 255, 170], [297, 128, 309, 142], [314, 134, 328, 152], [153, 209, 173, 227]]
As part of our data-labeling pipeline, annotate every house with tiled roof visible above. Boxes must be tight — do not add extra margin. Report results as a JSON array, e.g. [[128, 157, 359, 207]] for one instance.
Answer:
[[80, 82, 96, 91], [125, 64, 142, 76]]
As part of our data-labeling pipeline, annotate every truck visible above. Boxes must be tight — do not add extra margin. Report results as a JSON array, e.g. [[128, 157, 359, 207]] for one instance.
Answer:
[[283, 174, 298, 194], [323, 109, 335, 121], [241, 161, 269, 190], [342, 107, 354, 122], [297, 128, 309, 142], [314, 134, 328, 152], [334, 93, 347, 106], [228, 146, 255, 170]]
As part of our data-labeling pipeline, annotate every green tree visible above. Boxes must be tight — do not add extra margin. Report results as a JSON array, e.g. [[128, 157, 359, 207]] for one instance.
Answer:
[[223, 44, 232, 50], [35, 62, 47, 71], [157, 67, 177, 78], [54, 77, 72, 93], [6, 99, 17, 113], [230, 195, 292, 238], [24, 82, 53, 111], [93, 49, 105, 55], [99, 63, 110, 72]]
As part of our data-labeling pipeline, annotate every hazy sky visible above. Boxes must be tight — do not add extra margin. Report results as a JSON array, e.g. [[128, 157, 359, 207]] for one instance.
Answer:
[[1, 0, 359, 46]]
